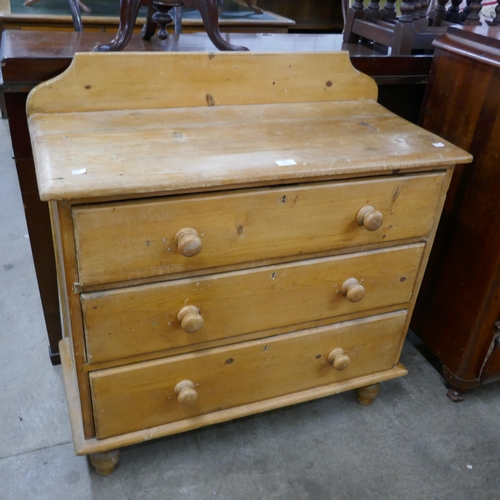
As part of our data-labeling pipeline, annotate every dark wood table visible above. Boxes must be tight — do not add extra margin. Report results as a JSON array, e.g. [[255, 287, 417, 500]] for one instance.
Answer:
[[0, 30, 433, 364], [411, 25, 500, 401], [0, 0, 294, 33]]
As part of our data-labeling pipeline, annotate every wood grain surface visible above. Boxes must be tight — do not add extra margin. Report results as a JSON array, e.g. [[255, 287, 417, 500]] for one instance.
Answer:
[[28, 99, 469, 201], [27, 51, 471, 455], [59, 337, 408, 455], [89, 311, 407, 439], [82, 244, 423, 363], [26, 52, 377, 116], [73, 173, 445, 287]]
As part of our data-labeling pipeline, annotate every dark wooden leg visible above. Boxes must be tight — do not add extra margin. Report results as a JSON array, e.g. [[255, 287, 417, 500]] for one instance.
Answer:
[[68, 0, 83, 32], [366, 0, 383, 21], [428, 0, 448, 25], [244, 0, 263, 14], [186, 0, 249, 51], [413, 0, 421, 20], [419, 0, 429, 19], [391, 0, 416, 55], [343, 0, 365, 44], [446, 386, 465, 402], [356, 383, 380, 405], [399, 0, 416, 22], [151, 2, 174, 40], [141, 2, 157, 40], [94, 0, 144, 51], [381, 0, 397, 20], [89, 450, 120, 476], [446, 0, 462, 22], [463, 0, 483, 25]]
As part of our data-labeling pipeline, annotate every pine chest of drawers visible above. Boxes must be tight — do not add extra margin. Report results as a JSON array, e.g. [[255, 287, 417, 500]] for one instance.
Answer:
[[27, 51, 471, 475]]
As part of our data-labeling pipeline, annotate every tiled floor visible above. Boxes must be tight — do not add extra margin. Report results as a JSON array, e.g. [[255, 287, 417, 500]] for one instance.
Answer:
[[1, 118, 499, 500]]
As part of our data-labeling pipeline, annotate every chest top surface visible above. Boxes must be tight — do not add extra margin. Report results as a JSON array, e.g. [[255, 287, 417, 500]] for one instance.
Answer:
[[27, 51, 471, 202]]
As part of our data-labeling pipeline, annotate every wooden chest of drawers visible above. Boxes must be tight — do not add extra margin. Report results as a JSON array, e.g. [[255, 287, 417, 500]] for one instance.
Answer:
[[27, 51, 471, 475]]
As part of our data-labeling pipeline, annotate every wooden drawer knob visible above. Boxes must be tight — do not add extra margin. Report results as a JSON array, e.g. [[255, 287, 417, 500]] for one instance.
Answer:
[[328, 348, 350, 371], [174, 380, 198, 406], [341, 278, 365, 303], [177, 305, 204, 333], [357, 205, 383, 231], [174, 227, 202, 257]]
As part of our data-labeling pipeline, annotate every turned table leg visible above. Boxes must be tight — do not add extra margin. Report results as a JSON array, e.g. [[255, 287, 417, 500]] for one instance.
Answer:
[[356, 383, 380, 405], [97, 0, 249, 52], [89, 450, 120, 476]]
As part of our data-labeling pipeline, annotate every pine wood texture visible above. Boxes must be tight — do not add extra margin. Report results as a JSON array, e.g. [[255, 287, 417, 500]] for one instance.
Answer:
[[26, 52, 471, 463], [26, 52, 377, 116], [59, 336, 408, 455], [356, 383, 381, 406], [72, 174, 445, 287], [89, 450, 120, 476], [28, 99, 469, 202], [89, 311, 407, 439], [0, 30, 435, 365], [50, 201, 95, 439], [82, 244, 423, 364]]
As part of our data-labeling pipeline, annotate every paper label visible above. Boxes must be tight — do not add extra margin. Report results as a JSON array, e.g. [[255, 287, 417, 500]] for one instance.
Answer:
[[275, 159, 297, 166]]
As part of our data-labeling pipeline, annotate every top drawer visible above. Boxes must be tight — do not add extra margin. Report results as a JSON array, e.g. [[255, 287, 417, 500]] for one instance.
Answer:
[[73, 173, 445, 287]]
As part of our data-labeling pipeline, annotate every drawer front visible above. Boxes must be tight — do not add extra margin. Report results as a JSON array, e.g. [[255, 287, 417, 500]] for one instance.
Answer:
[[73, 173, 444, 286], [90, 310, 407, 439], [82, 244, 423, 363]]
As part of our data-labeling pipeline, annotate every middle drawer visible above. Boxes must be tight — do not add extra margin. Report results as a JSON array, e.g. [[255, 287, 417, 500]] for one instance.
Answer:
[[82, 243, 423, 364]]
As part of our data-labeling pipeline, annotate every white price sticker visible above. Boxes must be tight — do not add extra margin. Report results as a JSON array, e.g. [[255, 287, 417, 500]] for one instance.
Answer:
[[275, 159, 297, 166]]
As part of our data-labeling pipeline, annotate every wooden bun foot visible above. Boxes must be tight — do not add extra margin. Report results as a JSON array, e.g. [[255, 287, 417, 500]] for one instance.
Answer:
[[89, 450, 120, 476], [356, 383, 380, 406]]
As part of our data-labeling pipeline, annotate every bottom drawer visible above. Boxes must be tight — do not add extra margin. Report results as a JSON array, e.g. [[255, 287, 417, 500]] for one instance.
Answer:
[[90, 310, 407, 439]]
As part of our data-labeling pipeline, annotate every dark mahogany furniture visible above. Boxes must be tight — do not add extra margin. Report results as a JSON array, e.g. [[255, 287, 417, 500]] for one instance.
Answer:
[[411, 25, 500, 401], [0, 0, 293, 34], [0, 30, 433, 364], [94, 0, 262, 51], [343, 0, 500, 55]]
